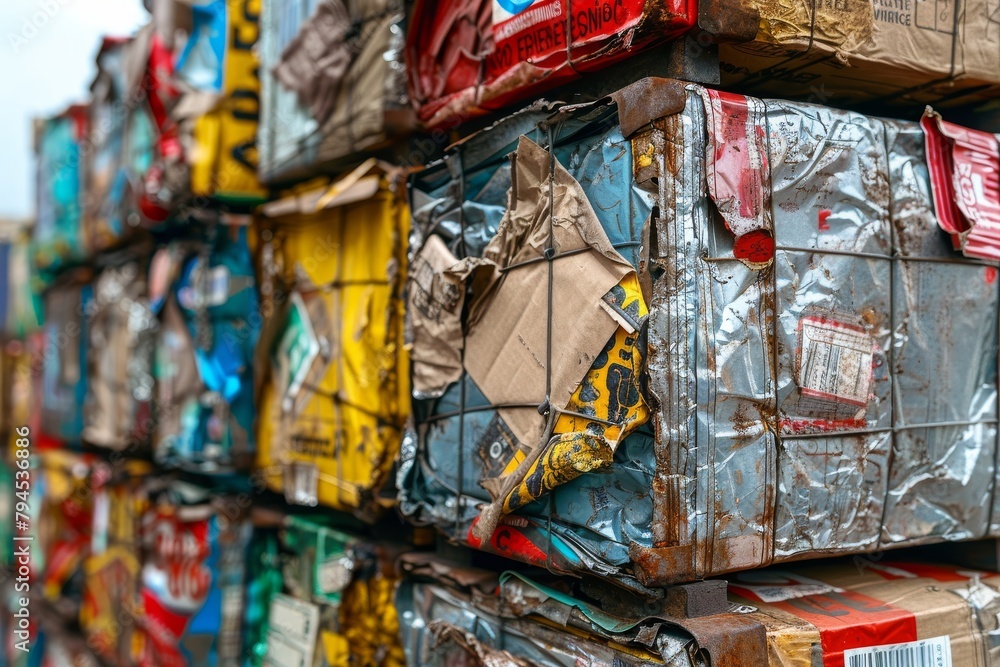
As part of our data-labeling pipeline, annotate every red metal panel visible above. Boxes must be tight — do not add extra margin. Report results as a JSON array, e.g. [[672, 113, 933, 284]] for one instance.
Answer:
[[407, 0, 698, 127]]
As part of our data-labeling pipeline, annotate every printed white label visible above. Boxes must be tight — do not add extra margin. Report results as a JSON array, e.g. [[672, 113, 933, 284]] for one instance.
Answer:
[[730, 572, 844, 603], [265, 594, 319, 667], [844, 636, 952, 667], [733, 581, 843, 603], [799, 315, 874, 408]]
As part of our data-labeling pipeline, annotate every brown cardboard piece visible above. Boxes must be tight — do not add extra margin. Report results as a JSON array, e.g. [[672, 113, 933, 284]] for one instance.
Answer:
[[721, 0, 1000, 109], [408, 235, 466, 398], [463, 136, 634, 450]]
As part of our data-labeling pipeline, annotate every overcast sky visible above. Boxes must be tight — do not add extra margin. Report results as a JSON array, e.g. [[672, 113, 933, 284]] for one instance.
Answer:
[[0, 0, 148, 221]]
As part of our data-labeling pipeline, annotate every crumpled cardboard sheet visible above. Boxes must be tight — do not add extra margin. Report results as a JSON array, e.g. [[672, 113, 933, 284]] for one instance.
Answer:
[[258, 0, 411, 184], [83, 262, 157, 451], [731, 560, 1000, 667], [255, 163, 410, 518], [722, 0, 1000, 111], [400, 78, 1000, 588], [152, 226, 261, 474]]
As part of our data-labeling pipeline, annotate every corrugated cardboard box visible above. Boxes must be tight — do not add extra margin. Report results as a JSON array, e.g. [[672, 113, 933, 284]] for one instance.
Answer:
[[255, 161, 410, 518], [721, 0, 1000, 110], [732, 561, 1000, 666]]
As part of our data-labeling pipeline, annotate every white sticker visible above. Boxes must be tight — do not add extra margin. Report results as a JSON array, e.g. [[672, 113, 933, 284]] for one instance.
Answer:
[[732, 581, 843, 603], [265, 594, 319, 667], [798, 315, 875, 408], [843, 636, 952, 667], [730, 572, 844, 603]]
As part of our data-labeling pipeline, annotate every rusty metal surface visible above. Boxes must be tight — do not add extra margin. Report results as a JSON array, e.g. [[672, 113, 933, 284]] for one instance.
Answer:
[[612, 78, 688, 139], [696, 0, 761, 42], [679, 613, 769, 667]]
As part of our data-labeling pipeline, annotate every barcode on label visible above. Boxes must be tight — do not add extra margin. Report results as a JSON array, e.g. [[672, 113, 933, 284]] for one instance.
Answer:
[[844, 636, 952, 667]]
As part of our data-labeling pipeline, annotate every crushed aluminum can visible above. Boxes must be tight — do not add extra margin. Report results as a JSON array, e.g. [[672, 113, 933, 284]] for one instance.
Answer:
[[405, 0, 720, 128], [33, 105, 89, 280], [400, 78, 1000, 588], [172, 0, 267, 206], [260, 516, 406, 667], [80, 463, 151, 667]]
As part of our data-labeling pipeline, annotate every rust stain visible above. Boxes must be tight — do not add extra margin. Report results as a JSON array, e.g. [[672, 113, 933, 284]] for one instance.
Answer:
[[612, 78, 687, 139], [681, 613, 770, 667]]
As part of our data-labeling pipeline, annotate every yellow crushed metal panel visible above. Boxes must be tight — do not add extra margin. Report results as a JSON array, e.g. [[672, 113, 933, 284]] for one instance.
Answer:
[[189, 0, 267, 204], [338, 574, 405, 667], [257, 186, 410, 517]]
